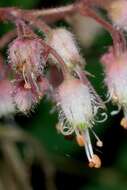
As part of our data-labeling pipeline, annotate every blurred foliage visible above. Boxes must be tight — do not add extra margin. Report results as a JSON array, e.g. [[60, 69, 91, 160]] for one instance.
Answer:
[[1, 0, 127, 190]]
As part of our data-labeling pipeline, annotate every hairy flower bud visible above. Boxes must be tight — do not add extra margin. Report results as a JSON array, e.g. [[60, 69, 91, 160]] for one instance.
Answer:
[[46, 28, 84, 69], [8, 37, 46, 89], [101, 47, 127, 128], [55, 76, 105, 167], [107, 0, 127, 30]]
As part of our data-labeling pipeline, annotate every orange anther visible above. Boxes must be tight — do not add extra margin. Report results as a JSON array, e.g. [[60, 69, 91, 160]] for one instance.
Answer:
[[96, 140, 103, 147], [120, 117, 127, 129], [89, 154, 101, 169], [24, 83, 31, 89], [76, 135, 85, 147]]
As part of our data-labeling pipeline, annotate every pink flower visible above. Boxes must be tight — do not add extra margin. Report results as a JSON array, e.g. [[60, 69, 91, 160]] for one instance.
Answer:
[[55, 76, 105, 168], [46, 28, 84, 69], [101, 47, 127, 128], [8, 37, 46, 89]]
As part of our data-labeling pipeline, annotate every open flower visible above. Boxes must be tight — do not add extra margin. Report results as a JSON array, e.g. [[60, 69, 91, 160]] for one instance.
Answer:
[[101, 47, 127, 128], [8, 37, 46, 90], [55, 75, 105, 168]]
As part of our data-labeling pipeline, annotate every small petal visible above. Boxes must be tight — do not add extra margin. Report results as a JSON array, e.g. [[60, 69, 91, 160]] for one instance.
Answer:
[[13, 80, 38, 113]]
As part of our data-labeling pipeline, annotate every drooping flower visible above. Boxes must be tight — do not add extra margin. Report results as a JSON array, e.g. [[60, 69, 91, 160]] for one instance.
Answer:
[[107, 0, 127, 30], [55, 75, 105, 168], [8, 37, 47, 90], [101, 47, 127, 128], [46, 28, 84, 69]]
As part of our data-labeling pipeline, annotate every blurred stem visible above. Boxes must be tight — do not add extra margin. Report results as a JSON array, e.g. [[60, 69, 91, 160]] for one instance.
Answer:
[[28, 4, 75, 23], [0, 175, 4, 190], [77, 3, 126, 55], [0, 125, 56, 190], [1, 141, 32, 190], [0, 161, 20, 190]]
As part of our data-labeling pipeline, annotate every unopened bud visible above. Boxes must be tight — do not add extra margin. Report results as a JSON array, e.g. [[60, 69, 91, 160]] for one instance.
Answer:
[[108, 0, 127, 30], [47, 28, 84, 69]]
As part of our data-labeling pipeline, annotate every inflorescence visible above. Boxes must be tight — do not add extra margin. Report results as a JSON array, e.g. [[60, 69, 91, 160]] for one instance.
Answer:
[[0, 0, 127, 168]]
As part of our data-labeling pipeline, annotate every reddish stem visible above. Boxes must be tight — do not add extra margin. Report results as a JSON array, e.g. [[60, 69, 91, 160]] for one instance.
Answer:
[[0, 30, 16, 49], [81, 0, 113, 9], [28, 4, 75, 18], [21, 13, 51, 35], [76, 3, 126, 56]]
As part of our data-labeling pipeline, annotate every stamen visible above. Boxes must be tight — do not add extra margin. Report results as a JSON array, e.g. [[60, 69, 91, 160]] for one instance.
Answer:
[[76, 134, 85, 147], [83, 129, 94, 162], [120, 117, 127, 129], [58, 122, 74, 135], [94, 112, 108, 123], [103, 91, 113, 103], [22, 65, 31, 89], [112, 94, 119, 102], [31, 72, 42, 97], [89, 154, 101, 168], [89, 127, 103, 147], [110, 105, 121, 116]]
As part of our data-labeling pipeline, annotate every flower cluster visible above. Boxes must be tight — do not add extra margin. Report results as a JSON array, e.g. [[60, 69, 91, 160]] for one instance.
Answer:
[[0, 0, 127, 168], [8, 35, 50, 113]]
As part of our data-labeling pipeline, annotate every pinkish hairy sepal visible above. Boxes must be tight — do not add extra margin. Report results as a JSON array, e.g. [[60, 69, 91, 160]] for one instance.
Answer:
[[8, 37, 47, 88], [101, 47, 127, 128], [13, 76, 50, 113], [13, 80, 38, 113], [46, 28, 85, 70]]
